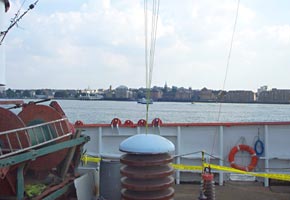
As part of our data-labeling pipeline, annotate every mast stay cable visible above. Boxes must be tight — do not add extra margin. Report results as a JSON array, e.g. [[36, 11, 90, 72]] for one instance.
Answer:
[[144, 0, 160, 133], [210, 0, 241, 156], [0, 0, 39, 46]]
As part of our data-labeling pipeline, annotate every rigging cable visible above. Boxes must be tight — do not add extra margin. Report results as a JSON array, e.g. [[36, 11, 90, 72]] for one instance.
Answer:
[[0, 0, 39, 45], [144, 0, 160, 133], [210, 0, 241, 155]]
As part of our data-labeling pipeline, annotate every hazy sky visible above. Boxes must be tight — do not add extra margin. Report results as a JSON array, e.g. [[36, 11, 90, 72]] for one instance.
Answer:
[[2, 0, 290, 91]]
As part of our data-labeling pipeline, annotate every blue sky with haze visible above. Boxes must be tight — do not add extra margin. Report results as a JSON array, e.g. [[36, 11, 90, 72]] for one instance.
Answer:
[[3, 0, 290, 91]]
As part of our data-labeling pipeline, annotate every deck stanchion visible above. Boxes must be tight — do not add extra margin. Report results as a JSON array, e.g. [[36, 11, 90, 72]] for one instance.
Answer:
[[17, 164, 25, 200], [176, 126, 181, 184], [201, 151, 205, 172], [219, 126, 224, 185], [264, 125, 269, 187]]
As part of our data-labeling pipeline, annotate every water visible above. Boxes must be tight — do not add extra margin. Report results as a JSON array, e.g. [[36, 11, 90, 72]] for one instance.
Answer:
[[47, 100, 290, 124]]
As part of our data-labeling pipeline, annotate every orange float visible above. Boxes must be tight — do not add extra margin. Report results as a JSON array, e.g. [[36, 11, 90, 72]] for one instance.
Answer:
[[228, 144, 258, 172]]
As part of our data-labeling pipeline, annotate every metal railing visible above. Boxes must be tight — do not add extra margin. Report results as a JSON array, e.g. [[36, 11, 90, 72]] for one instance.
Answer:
[[0, 118, 72, 159]]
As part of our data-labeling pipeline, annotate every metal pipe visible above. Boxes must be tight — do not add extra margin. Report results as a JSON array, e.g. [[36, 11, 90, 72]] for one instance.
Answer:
[[264, 125, 269, 187], [0, 118, 68, 136], [219, 125, 224, 185]]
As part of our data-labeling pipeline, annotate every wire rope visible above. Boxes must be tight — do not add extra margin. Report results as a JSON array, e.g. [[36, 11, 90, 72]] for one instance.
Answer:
[[210, 0, 240, 156], [0, 0, 39, 45], [144, 0, 160, 133]]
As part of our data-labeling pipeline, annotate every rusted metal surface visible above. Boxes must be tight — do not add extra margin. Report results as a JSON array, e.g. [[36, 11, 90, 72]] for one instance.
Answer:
[[200, 173, 215, 200], [121, 165, 174, 179], [0, 101, 81, 198], [0, 100, 24, 105], [121, 176, 174, 191], [0, 107, 27, 196], [0, 107, 28, 153], [121, 153, 173, 166], [18, 103, 71, 171], [121, 153, 175, 200]]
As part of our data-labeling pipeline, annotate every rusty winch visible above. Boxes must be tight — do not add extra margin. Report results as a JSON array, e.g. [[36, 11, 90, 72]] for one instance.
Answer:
[[0, 100, 78, 197]]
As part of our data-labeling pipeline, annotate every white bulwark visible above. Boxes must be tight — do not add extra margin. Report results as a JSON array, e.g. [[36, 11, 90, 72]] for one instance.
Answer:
[[77, 121, 290, 187]]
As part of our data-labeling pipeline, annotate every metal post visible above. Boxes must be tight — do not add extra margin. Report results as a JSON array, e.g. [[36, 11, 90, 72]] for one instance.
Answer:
[[264, 125, 269, 187], [98, 127, 102, 156], [201, 151, 205, 173], [17, 163, 25, 200], [60, 130, 82, 179], [176, 126, 181, 184], [219, 126, 224, 186]]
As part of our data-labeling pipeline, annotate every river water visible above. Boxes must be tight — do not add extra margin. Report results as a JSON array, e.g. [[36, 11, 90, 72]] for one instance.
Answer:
[[44, 100, 290, 124]]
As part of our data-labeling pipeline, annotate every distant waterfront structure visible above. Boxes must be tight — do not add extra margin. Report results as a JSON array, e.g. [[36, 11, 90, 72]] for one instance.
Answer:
[[175, 87, 192, 101], [199, 88, 216, 102], [257, 88, 290, 104], [115, 85, 132, 99], [151, 87, 163, 100], [223, 90, 255, 103], [2, 85, 290, 104], [257, 86, 268, 96]]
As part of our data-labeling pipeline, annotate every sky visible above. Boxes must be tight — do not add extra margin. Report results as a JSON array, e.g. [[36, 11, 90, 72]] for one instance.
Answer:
[[2, 0, 290, 91]]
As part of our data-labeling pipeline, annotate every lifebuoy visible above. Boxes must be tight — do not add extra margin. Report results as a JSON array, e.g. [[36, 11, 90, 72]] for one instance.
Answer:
[[124, 120, 134, 127], [74, 120, 84, 126], [137, 119, 147, 127], [152, 118, 162, 127], [254, 139, 264, 156], [111, 118, 122, 127], [228, 144, 258, 172]]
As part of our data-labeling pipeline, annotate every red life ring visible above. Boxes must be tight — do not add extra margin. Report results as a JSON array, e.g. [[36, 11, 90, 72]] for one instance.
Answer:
[[152, 118, 162, 127], [137, 119, 147, 127], [228, 144, 258, 172], [74, 120, 84, 126], [124, 120, 134, 127], [111, 118, 122, 127]]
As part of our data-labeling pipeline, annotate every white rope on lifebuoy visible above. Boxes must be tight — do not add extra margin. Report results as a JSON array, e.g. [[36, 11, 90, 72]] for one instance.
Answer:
[[228, 144, 258, 172]]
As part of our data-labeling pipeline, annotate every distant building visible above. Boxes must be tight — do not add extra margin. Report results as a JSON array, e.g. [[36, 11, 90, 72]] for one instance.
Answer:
[[257, 88, 290, 103], [151, 87, 163, 101], [198, 88, 216, 102], [224, 90, 255, 103], [175, 87, 192, 101], [258, 85, 268, 94], [257, 85, 268, 100], [35, 89, 54, 99], [104, 89, 114, 99], [115, 85, 132, 99]]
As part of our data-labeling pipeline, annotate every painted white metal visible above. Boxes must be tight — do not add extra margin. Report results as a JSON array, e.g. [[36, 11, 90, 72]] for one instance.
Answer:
[[119, 133, 175, 154], [176, 126, 181, 184], [219, 126, 223, 185], [74, 169, 98, 199], [0, 0, 6, 86], [78, 123, 290, 186], [264, 125, 269, 187]]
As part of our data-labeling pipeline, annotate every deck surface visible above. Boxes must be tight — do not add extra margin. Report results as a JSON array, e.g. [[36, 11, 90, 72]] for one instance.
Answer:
[[174, 181, 290, 200]]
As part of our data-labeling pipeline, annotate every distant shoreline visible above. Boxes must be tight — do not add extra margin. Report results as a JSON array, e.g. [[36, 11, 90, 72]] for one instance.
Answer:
[[2, 97, 290, 105]]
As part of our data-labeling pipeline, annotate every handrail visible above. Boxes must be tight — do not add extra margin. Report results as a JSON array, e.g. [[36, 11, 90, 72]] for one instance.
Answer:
[[74, 121, 290, 128], [0, 118, 68, 136], [0, 118, 72, 159]]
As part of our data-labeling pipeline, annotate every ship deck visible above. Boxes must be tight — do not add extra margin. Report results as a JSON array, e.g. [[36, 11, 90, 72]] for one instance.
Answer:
[[174, 182, 290, 200]]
